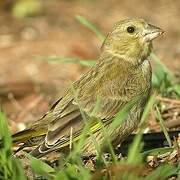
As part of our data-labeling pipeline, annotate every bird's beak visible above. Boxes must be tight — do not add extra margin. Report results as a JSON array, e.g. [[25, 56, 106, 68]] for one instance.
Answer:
[[142, 24, 164, 42]]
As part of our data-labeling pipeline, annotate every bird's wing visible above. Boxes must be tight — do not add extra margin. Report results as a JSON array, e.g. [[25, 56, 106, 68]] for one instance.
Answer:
[[46, 95, 129, 146], [31, 88, 141, 157], [30, 96, 128, 157], [30, 59, 148, 157]]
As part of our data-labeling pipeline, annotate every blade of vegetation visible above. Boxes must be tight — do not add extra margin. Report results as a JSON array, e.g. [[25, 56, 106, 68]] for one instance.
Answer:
[[127, 95, 156, 164], [90, 96, 118, 163], [109, 96, 142, 134], [139, 95, 156, 127], [167, 84, 180, 97], [0, 111, 12, 179], [0, 111, 26, 180], [35, 56, 96, 67], [142, 147, 173, 157], [0, 111, 12, 151], [55, 164, 91, 180], [61, 84, 108, 169], [178, 163, 180, 179], [155, 106, 172, 147], [75, 15, 105, 41], [26, 153, 55, 179]]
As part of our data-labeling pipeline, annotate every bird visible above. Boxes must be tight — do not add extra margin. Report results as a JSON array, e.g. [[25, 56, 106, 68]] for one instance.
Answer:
[[10, 18, 164, 158]]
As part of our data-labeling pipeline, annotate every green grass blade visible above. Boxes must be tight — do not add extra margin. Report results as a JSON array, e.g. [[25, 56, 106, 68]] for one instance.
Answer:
[[0, 111, 12, 150], [62, 84, 108, 168], [75, 15, 105, 41], [0, 111, 26, 180], [26, 153, 55, 179], [141, 147, 173, 157], [127, 95, 156, 164], [155, 106, 172, 147], [35, 56, 96, 67]]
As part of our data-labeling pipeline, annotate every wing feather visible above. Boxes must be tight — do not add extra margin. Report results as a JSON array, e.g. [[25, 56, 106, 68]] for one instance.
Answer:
[[30, 57, 150, 157]]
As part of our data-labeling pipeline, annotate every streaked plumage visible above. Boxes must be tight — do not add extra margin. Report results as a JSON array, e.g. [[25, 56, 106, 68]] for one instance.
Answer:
[[11, 18, 163, 158]]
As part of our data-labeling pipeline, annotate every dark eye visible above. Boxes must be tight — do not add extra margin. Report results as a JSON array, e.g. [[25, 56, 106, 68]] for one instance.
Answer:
[[127, 26, 135, 33]]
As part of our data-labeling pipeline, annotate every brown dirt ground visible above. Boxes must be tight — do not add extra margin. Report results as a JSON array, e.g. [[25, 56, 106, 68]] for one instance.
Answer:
[[0, 0, 179, 133]]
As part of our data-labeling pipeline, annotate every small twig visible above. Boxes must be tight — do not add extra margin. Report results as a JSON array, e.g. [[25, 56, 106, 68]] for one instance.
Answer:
[[162, 105, 180, 112], [162, 112, 179, 119], [165, 119, 180, 128], [156, 96, 180, 105]]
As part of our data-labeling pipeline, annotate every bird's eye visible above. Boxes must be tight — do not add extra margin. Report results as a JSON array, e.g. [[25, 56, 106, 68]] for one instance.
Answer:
[[127, 26, 135, 33]]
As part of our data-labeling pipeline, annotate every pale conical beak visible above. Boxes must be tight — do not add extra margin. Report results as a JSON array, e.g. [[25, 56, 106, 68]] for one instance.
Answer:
[[142, 24, 164, 42]]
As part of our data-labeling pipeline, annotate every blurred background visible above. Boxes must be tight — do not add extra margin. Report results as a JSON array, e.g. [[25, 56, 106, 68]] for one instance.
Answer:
[[0, 0, 179, 133]]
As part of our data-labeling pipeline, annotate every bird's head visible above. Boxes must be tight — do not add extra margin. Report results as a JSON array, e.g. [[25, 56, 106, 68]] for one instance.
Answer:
[[102, 18, 164, 65]]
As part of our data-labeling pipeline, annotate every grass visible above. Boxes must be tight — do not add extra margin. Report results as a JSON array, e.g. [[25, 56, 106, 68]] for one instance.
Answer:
[[0, 111, 26, 180], [0, 15, 179, 179]]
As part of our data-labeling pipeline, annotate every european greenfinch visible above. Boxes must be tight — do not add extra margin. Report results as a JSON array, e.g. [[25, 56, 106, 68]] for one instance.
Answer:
[[11, 18, 163, 158]]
